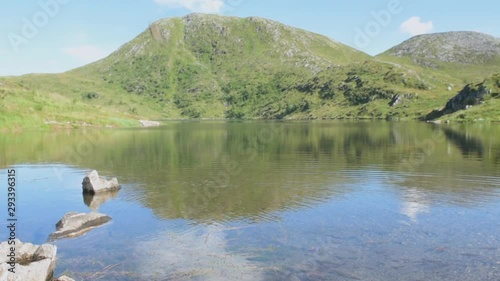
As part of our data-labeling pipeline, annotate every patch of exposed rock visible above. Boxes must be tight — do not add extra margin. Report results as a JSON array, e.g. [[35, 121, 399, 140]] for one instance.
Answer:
[[139, 120, 161, 127], [426, 74, 500, 120], [442, 84, 489, 113]]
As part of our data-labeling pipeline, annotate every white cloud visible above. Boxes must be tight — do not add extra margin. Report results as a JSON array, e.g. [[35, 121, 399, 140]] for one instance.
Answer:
[[154, 0, 224, 13], [63, 45, 109, 63], [400, 16, 434, 36]]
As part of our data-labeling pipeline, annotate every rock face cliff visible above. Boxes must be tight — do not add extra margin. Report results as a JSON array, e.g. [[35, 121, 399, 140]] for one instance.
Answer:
[[443, 84, 489, 113], [445, 74, 500, 112]]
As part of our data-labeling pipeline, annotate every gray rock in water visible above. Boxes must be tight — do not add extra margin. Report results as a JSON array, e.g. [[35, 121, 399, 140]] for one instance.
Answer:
[[82, 170, 120, 194], [139, 120, 161, 127], [0, 239, 57, 281], [49, 212, 111, 241]]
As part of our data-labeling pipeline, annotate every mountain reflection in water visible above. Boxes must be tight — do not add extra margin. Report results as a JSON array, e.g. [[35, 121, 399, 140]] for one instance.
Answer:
[[1, 121, 499, 280]]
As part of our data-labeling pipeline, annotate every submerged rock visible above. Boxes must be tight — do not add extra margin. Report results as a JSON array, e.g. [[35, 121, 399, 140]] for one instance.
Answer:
[[49, 212, 111, 241], [0, 239, 57, 281], [82, 170, 120, 194]]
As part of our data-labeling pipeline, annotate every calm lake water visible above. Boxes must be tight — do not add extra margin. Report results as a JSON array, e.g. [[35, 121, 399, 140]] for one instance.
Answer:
[[1, 121, 499, 280]]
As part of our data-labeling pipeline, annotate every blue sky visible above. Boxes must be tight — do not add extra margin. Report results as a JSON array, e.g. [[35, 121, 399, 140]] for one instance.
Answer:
[[1, 0, 499, 76]]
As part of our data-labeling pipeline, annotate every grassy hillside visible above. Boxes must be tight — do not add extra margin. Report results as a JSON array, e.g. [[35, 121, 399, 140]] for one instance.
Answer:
[[1, 15, 499, 130], [0, 73, 163, 131], [76, 14, 373, 119], [426, 73, 500, 122]]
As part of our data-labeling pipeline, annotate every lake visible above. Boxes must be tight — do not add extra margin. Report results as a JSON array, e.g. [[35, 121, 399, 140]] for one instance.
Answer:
[[1, 121, 499, 280]]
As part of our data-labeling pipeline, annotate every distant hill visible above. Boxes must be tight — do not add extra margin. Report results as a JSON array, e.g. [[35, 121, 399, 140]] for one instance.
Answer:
[[377, 31, 500, 82]]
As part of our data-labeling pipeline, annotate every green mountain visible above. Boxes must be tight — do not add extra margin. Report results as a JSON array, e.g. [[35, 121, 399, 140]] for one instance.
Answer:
[[75, 13, 371, 119], [0, 15, 498, 130], [377, 31, 500, 82]]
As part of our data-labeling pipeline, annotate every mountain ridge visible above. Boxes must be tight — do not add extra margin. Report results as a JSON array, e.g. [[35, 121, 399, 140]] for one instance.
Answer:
[[379, 31, 500, 63], [377, 31, 500, 82], [0, 14, 499, 130]]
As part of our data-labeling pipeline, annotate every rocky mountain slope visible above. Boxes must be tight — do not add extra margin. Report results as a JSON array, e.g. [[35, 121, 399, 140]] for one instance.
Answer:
[[381, 32, 500, 65], [69, 14, 456, 120], [1, 15, 499, 130], [377, 31, 500, 82]]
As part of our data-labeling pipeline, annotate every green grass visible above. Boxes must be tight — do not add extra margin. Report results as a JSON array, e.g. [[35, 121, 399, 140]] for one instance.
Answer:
[[376, 54, 500, 84], [0, 73, 167, 131]]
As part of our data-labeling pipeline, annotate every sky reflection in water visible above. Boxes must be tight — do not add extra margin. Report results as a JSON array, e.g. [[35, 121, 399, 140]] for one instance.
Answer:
[[0, 121, 499, 280]]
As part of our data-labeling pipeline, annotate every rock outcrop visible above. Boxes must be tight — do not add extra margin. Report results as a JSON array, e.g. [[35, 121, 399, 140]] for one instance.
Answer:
[[49, 212, 111, 241], [0, 240, 57, 281], [389, 93, 418, 107], [426, 74, 500, 120], [442, 84, 489, 113], [82, 170, 120, 194], [139, 120, 161, 127]]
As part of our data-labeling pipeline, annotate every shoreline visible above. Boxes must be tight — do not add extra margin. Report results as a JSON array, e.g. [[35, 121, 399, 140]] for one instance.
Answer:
[[1, 116, 497, 133]]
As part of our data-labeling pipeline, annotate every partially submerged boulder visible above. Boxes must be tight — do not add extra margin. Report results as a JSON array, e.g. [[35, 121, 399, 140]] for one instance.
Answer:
[[49, 212, 111, 241], [82, 170, 120, 194], [0, 239, 57, 281]]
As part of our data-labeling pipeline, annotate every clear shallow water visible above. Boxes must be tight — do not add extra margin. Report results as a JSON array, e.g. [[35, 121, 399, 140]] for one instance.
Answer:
[[0, 121, 499, 280]]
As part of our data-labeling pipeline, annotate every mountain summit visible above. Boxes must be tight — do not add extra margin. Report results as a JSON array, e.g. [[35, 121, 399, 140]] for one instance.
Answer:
[[384, 31, 500, 66], [86, 13, 368, 73], [75, 13, 372, 118], [379, 31, 500, 66]]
